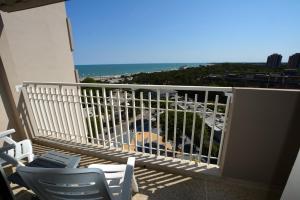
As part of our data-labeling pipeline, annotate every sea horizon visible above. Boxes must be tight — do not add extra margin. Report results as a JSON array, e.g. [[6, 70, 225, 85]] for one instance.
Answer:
[[75, 63, 207, 78]]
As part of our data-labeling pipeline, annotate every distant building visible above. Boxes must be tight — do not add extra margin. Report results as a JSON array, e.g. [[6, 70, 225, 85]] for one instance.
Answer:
[[266, 53, 282, 67], [288, 53, 300, 68]]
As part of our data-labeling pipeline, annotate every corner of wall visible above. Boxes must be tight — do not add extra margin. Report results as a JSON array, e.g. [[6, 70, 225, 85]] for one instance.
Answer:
[[219, 87, 236, 175]]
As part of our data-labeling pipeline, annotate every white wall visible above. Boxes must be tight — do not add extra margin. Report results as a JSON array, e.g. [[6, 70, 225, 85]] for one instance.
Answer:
[[0, 2, 75, 93], [281, 149, 300, 200], [221, 88, 300, 186], [0, 83, 9, 131], [0, 2, 76, 138]]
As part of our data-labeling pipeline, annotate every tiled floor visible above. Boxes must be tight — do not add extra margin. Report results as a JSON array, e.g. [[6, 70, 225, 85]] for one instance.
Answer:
[[9, 143, 281, 200]]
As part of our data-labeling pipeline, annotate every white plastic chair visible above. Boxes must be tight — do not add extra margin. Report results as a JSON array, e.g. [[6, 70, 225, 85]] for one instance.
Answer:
[[17, 157, 138, 200], [89, 157, 139, 197], [0, 129, 34, 166]]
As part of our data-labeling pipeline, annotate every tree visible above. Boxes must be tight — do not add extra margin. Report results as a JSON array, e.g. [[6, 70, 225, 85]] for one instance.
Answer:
[[160, 111, 219, 157]]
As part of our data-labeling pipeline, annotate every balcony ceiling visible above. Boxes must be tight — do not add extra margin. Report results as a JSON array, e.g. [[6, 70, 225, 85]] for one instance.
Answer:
[[0, 0, 66, 12]]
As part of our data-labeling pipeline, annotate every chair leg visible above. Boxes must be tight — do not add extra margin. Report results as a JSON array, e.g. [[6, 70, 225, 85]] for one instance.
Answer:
[[28, 154, 34, 163], [132, 175, 139, 193]]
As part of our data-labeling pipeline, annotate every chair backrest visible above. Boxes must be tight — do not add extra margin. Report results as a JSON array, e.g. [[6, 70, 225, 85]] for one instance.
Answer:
[[0, 129, 19, 160], [0, 129, 33, 166], [17, 166, 114, 200], [0, 144, 21, 166]]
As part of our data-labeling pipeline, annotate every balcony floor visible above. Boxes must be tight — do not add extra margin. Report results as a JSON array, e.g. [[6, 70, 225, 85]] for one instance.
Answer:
[[9, 142, 281, 200]]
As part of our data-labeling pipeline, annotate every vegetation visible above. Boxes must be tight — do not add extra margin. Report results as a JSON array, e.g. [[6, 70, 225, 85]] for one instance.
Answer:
[[124, 63, 286, 86], [160, 111, 219, 157]]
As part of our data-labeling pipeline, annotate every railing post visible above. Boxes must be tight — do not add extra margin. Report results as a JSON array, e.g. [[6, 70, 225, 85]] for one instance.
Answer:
[[78, 88, 89, 144], [156, 90, 161, 156], [90, 89, 100, 146], [173, 93, 178, 158], [189, 94, 198, 161], [72, 88, 84, 144], [199, 90, 208, 163], [61, 87, 72, 141], [31, 85, 45, 136], [208, 95, 219, 165], [96, 90, 105, 147], [217, 94, 231, 165], [140, 92, 145, 154], [109, 90, 118, 149], [66, 88, 77, 142], [83, 89, 93, 145], [102, 87, 111, 148], [124, 91, 130, 151], [164, 92, 169, 157], [132, 90, 137, 152], [51, 87, 62, 140], [21, 86, 39, 139], [148, 92, 153, 155], [117, 90, 124, 151], [56, 87, 66, 140], [181, 94, 187, 159], [46, 87, 58, 139]]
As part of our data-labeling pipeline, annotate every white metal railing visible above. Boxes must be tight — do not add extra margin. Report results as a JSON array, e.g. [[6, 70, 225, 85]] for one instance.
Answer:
[[22, 82, 232, 165]]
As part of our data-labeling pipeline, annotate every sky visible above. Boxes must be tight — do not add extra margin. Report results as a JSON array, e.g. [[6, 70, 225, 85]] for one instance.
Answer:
[[66, 0, 300, 65]]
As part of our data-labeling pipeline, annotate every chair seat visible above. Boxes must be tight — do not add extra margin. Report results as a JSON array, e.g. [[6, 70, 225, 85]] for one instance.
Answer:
[[89, 164, 126, 199], [88, 160, 139, 195], [89, 164, 126, 172], [17, 157, 137, 200]]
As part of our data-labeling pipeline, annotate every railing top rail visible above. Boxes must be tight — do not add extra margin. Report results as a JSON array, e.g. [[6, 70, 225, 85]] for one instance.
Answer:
[[23, 81, 232, 92]]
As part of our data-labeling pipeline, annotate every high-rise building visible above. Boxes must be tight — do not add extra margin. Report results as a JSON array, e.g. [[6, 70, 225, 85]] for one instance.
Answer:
[[287, 53, 300, 68], [266, 53, 282, 67]]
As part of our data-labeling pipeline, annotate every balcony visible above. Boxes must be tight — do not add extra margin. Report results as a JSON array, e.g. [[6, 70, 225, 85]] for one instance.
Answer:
[[1, 1, 299, 199], [8, 142, 280, 200], [4, 81, 300, 199]]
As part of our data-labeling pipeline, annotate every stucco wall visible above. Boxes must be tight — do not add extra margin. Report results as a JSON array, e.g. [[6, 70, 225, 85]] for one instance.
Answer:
[[0, 80, 9, 131], [0, 2, 75, 138], [281, 148, 300, 200], [0, 17, 23, 139], [221, 88, 300, 188], [0, 2, 75, 90]]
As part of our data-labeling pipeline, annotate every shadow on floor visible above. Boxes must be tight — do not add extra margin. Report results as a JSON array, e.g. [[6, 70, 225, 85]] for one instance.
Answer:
[[16, 143, 280, 200]]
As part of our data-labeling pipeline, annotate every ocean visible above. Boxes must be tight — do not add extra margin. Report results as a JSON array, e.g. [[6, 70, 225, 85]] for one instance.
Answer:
[[75, 63, 204, 78]]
